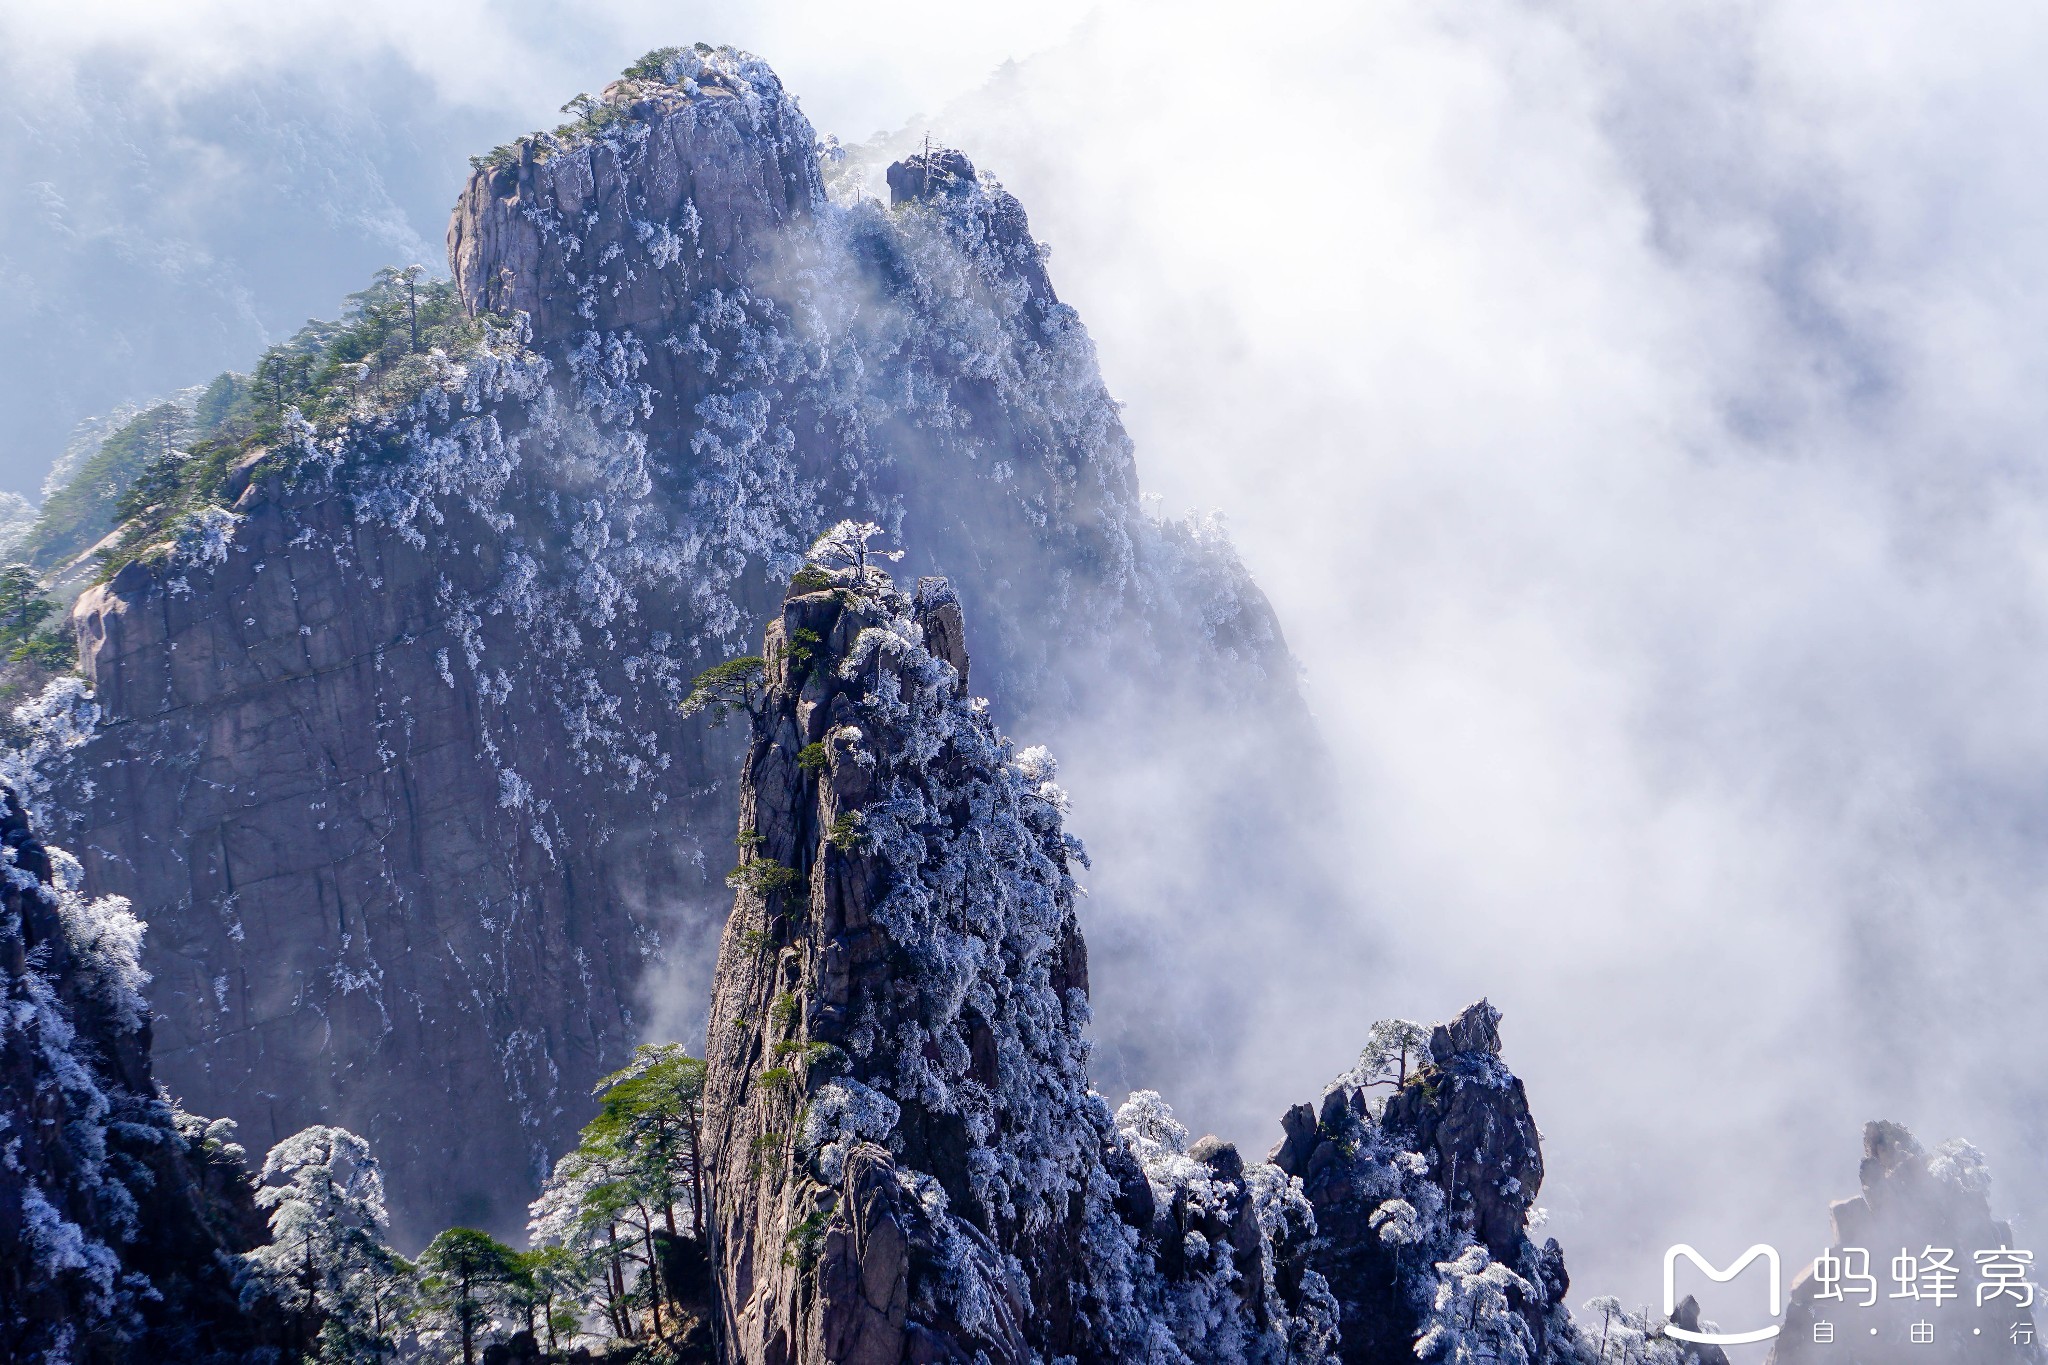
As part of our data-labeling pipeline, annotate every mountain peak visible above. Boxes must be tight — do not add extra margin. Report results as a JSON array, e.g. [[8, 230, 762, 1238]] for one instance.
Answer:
[[449, 44, 822, 339]]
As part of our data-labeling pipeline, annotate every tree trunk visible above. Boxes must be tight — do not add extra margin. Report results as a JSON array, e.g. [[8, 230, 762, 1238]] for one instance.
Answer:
[[302, 1230, 316, 1319], [661, 1117, 679, 1238], [643, 1222, 665, 1340], [607, 1230, 632, 1338]]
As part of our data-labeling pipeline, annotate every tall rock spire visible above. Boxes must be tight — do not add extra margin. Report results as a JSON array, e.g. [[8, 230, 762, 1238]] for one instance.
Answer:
[[700, 525, 1337, 1363]]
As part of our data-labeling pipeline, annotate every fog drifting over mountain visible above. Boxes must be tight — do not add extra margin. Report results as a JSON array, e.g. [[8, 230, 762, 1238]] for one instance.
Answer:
[[7, 0, 2048, 1324]]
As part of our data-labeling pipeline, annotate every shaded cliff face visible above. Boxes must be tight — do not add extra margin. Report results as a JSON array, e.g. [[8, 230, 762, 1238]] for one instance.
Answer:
[[49, 44, 1325, 1245], [0, 785, 286, 1362], [701, 546, 1335, 1363]]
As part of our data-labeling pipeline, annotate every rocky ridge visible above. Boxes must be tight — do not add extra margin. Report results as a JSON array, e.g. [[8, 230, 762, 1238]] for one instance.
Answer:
[[696, 532, 1576, 1365], [42, 43, 1326, 1242]]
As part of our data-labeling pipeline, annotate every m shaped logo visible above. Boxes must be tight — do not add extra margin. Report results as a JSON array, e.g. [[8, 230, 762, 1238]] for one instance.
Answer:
[[1663, 1244, 1784, 1345]]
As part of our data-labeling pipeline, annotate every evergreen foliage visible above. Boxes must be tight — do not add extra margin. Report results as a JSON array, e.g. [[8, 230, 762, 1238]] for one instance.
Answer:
[[14, 266, 502, 585], [0, 563, 56, 645], [19, 401, 187, 568], [679, 656, 766, 725], [523, 1043, 716, 1350], [415, 1228, 521, 1365]]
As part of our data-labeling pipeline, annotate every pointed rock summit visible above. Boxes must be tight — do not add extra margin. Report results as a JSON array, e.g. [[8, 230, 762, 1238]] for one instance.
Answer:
[[701, 527, 1337, 1361], [1271, 1001, 1576, 1365]]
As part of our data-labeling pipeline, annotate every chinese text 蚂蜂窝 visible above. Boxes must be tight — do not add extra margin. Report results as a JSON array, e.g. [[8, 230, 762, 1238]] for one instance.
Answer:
[[1810, 1247, 2035, 1308]]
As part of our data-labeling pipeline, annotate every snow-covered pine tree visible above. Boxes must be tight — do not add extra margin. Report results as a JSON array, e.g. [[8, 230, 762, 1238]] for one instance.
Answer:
[[248, 1125, 411, 1359]]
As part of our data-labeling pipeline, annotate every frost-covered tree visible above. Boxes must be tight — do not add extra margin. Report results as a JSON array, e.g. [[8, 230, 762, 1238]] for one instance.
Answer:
[[1571, 1297, 1716, 1365], [1417, 1244, 1542, 1365], [1112, 1090, 1340, 1361], [1363, 1018, 1431, 1086], [414, 1227, 521, 1365], [0, 492, 35, 560], [250, 1125, 407, 1361], [804, 518, 901, 578], [1327, 1018, 1434, 1107]]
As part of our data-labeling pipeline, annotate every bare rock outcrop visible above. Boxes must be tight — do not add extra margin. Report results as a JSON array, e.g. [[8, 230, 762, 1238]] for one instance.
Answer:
[[449, 47, 823, 368], [1767, 1122, 2039, 1365]]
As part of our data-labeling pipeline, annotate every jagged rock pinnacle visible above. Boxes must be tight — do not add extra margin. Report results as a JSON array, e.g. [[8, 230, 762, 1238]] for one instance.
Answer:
[[700, 530, 1337, 1362]]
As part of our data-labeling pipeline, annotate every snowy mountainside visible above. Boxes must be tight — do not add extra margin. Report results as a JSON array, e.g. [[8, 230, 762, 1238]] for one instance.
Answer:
[[38, 43, 1340, 1243], [0, 783, 289, 1360]]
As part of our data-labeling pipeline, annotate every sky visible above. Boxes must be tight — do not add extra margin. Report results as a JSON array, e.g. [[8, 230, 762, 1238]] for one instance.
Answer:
[[7, 0, 2048, 1324]]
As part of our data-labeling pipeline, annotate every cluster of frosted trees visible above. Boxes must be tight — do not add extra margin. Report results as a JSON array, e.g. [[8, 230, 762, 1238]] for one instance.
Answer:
[[249, 1045, 709, 1363]]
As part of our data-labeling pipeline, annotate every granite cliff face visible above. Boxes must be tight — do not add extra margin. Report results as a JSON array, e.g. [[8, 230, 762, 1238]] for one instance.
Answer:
[[0, 785, 288, 1362], [44, 44, 1325, 1244], [700, 546, 1336, 1362]]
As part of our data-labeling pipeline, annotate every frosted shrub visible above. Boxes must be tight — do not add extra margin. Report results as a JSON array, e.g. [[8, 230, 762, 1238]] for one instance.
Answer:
[[168, 504, 242, 569]]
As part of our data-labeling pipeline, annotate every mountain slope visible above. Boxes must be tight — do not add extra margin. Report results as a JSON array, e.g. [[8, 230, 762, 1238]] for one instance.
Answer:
[[0, 784, 288, 1362], [43, 44, 1337, 1243]]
